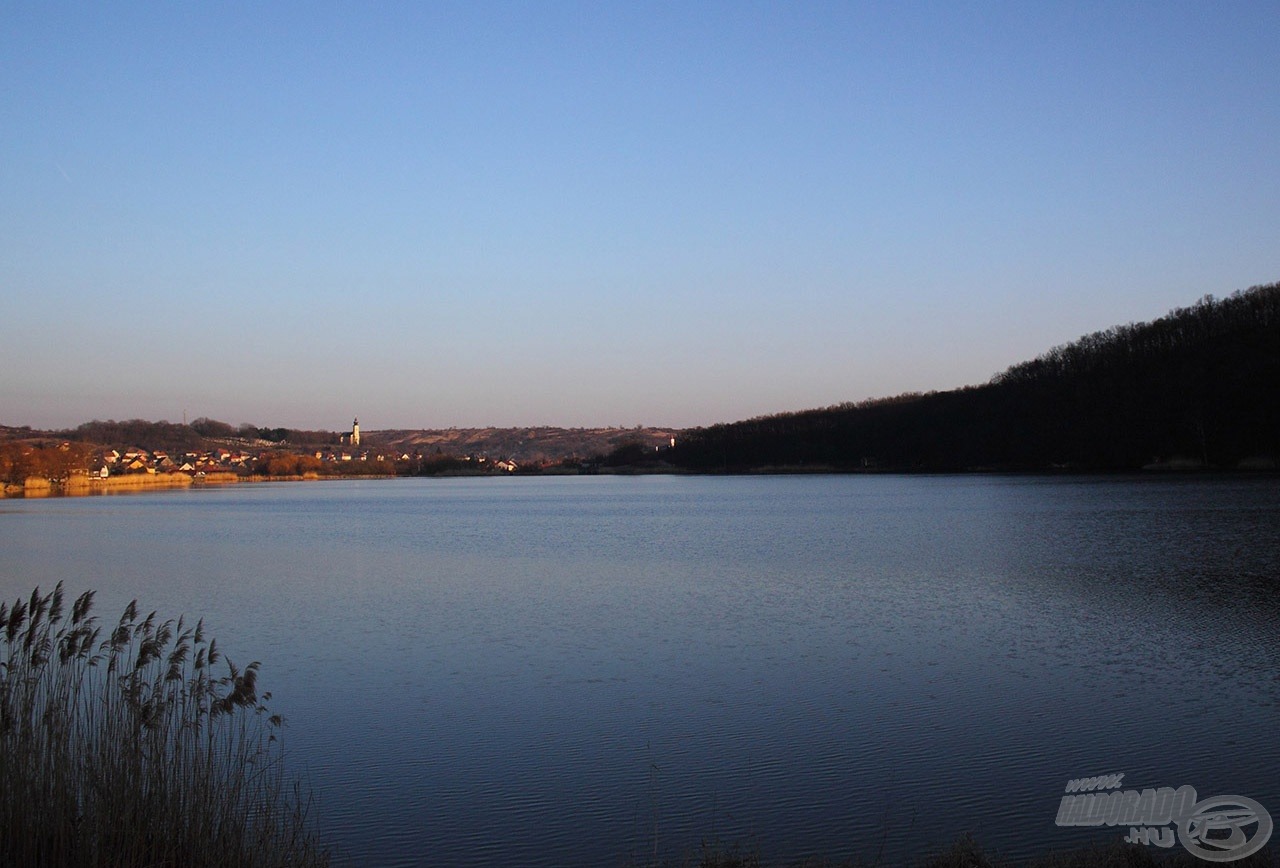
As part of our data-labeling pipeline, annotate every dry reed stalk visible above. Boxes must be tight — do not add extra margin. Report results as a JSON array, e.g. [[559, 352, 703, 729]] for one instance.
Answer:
[[0, 583, 329, 867]]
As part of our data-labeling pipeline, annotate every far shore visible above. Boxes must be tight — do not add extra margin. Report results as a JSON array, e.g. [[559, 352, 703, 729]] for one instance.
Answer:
[[3, 471, 239, 498], [5, 463, 1278, 499]]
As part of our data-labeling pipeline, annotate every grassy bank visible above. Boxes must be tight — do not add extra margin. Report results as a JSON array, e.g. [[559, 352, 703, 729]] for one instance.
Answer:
[[0, 584, 328, 867]]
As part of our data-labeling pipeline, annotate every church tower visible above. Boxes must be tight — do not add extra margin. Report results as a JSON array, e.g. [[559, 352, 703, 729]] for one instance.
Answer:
[[351, 417, 360, 447]]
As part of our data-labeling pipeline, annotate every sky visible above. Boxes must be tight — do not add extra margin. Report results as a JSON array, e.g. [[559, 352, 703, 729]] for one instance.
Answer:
[[3, 1, 1278, 432]]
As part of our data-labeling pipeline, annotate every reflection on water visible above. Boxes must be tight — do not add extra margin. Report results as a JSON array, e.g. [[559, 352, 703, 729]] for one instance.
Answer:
[[2, 475, 1278, 866]]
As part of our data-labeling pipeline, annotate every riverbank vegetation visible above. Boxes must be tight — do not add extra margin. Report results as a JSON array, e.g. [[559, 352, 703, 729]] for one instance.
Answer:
[[0, 441, 94, 487], [0, 584, 328, 868]]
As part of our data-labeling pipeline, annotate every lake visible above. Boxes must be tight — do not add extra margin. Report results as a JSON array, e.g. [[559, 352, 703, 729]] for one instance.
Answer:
[[2, 474, 1278, 866]]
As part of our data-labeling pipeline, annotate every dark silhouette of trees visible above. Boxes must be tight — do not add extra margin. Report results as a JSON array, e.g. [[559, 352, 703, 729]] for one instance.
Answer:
[[410, 455, 470, 475], [671, 282, 1280, 472], [66, 420, 205, 453], [189, 417, 236, 438], [602, 441, 651, 467]]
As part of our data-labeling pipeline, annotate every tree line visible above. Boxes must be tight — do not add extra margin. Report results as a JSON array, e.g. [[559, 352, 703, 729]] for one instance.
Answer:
[[0, 442, 95, 485], [668, 282, 1280, 472], [55, 419, 344, 451]]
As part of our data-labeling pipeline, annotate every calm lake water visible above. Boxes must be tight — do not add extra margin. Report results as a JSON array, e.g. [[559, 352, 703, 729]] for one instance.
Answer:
[[3, 474, 1279, 866]]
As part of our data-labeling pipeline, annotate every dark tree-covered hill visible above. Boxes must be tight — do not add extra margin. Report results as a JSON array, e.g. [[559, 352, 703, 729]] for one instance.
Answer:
[[669, 282, 1280, 472]]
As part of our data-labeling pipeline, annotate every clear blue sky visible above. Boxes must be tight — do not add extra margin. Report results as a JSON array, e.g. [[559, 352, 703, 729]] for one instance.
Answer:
[[3, 1, 1278, 431]]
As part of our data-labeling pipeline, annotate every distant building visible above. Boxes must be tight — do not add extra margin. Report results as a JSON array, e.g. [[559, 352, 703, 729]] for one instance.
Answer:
[[351, 417, 361, 447]]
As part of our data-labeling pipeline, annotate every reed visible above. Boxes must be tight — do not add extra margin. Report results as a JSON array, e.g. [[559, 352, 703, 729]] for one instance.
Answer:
[[0, 583, 328, 867]]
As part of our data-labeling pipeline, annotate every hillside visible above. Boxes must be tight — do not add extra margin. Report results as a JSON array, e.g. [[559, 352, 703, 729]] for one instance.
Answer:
[[668, 282, 1280, 473], [371, 426, 679, 465]]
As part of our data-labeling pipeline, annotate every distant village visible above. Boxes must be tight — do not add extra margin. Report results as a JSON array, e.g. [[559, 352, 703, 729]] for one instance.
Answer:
[[88, 443, 517, 477], [1, 417, 679, 493], [89, 419, 523, 479]]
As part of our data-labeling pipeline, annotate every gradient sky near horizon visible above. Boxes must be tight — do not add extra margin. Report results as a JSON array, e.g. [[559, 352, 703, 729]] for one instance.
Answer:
[[3, 2, 1278, 431]]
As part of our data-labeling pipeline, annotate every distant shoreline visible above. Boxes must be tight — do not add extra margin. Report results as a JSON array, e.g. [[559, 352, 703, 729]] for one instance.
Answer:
[[7, 464, 1280, 500], [2, 471, 238, 498]]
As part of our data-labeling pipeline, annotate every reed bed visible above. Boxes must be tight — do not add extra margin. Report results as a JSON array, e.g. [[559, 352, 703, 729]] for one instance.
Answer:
[[0, 583, 329, 867]]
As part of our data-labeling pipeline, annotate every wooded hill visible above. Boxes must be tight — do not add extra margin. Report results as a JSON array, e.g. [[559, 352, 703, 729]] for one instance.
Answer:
[[668, 282, 1280, 473]]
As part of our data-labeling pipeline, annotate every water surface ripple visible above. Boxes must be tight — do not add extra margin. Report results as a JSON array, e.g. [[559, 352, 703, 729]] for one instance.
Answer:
[[2, 475, 1278, 865]]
